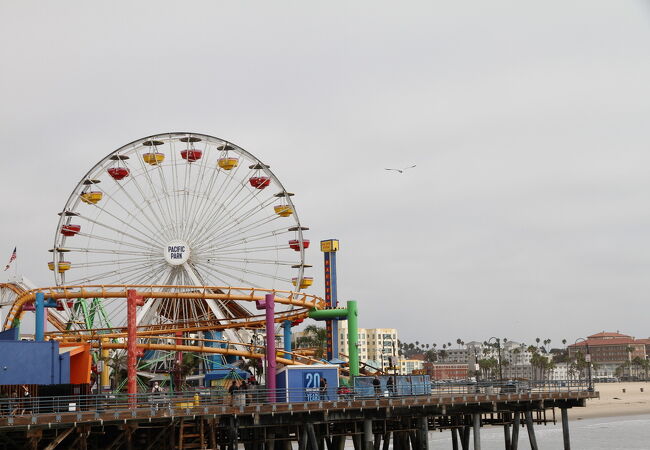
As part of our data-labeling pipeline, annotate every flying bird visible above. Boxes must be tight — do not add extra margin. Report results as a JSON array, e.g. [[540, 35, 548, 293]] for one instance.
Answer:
[[384, 165, 416, 174]]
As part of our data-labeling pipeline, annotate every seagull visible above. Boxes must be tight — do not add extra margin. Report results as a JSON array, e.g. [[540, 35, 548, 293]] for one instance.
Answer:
[[385, 165, 416, 174]]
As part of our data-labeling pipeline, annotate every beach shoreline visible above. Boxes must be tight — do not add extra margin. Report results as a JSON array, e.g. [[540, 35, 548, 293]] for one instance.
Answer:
[[569, 382, 650, 420]]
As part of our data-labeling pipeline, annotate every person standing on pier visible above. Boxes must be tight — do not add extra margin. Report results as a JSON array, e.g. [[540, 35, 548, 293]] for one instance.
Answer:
[[320, 377, 329, 400], [150, 381, 164, 411], [372, 375, 381, 397], [20, 385, 31, 415]]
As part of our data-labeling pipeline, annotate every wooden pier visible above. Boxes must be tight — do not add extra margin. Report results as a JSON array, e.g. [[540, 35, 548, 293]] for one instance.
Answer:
[[0, 388, 597, 449]]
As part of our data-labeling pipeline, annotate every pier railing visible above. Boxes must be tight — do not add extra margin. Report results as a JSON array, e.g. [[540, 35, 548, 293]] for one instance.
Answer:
[[0, 379, 591, 419]]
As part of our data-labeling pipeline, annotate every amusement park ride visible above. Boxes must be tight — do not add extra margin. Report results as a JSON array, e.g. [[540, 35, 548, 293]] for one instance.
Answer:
[[0, 132, 359, 396]]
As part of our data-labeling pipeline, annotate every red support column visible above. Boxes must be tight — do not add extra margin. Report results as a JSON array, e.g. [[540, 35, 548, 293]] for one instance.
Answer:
[[127, 289, 144, 406]]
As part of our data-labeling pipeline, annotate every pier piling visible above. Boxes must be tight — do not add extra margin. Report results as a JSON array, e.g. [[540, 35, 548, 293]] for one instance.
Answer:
[[473, 413, 481, 450], [511, 412, 520, 450], [560, 408, 570, 450], [524, 411, 538, 450]]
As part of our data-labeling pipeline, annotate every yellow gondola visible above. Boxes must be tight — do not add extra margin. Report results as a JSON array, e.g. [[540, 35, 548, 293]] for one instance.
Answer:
[[218, 157, 239, 170], [80, 192, 103, 204], [143, 152, 165, 165], [48, 261, 71, 273], [292, 277, 313, 289], [274, 205, 293, 217]]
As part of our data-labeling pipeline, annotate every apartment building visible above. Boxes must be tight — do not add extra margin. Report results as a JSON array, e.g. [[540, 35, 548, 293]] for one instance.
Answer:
[[399, 358, 424, 375], [338, 321, 398, 371]]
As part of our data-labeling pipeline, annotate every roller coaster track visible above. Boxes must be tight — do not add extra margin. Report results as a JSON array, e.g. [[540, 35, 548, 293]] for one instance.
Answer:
[[2, 284, 332, 368], [3, 284, 325, 331]]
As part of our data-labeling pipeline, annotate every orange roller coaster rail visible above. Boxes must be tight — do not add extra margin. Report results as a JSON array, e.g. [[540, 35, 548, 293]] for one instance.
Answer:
[[3, 284, 326, 332]]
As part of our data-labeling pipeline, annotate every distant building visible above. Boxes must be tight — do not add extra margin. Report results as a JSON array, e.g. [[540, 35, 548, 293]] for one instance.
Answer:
[[548, 362, 569, 381], [423, 362, 468, 380], [568, 331, 647, 378], [399, 358, 424, 375], [338, 321, 398, 372], [443, 348, 469, 364], [502, 364, 533, 380]]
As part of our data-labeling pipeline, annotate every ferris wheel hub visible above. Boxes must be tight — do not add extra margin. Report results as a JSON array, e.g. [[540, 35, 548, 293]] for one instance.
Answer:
[[164, 239, 191, 266]]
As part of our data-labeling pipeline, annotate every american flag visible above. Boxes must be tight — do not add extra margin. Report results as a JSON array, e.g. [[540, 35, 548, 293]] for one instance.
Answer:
[[4, 247, 16, 271]]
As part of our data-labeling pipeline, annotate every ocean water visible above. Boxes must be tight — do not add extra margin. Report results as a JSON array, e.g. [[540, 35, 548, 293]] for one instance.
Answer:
[[427, 414, 650, 449]]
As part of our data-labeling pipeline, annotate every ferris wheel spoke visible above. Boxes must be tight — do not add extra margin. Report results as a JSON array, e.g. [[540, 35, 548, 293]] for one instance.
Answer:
[[73, 232, 156, 253], [193, 262, 264, 289], [183, 142, 213, 239], [214, 244, 291, 255], [119, 264, 169, 287], [78, 209, 165, 249], [193, 256, 295, 266], [196, 225, 288, 254], [208, 208, 280, 242], [120, 159, 176, 242], [194, 213, 280, 253], [180, 155, 192, 238], [191, 164, 255, 236], [65, 260, 165, 285], [197, 191, 277, 244], [184, 153, 230, 239], [205, 260, 289, 284], [84, 183, 164, 241], [198, 220, 289, 251], [64, 246, 160, 257], [169, 139, 182, 233], [152, 163, 179, 238], [71, 256, 162, 269], [199, 175, 274, 236], [133, 148, 177, 240], [109, 176, 171, 241]]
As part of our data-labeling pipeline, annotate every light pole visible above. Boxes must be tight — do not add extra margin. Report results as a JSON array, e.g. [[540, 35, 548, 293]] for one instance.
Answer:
[[574, 338, 592, 391], [485, 337, 503, 380]]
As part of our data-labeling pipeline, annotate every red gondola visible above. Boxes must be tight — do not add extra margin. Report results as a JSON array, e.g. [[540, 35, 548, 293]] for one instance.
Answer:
[[289, 239, 310, 251], [60, 224, 81, 237], [107, 167, 130, 180], [56, 300, 74, 311], [249, 176, 271, 189], [291, 318, 304, 326], [181, 149, 203, 162]]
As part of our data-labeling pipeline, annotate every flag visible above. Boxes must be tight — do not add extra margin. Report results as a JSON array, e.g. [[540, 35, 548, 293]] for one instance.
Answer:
[[4, 247, 16, 271]]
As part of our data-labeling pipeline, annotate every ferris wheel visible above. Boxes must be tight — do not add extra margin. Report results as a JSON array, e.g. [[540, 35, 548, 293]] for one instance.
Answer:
[[49, 132, 311, 335]]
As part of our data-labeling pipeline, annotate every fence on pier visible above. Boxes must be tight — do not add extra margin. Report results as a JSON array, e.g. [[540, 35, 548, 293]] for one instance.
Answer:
[[0, 379, 591, 420]]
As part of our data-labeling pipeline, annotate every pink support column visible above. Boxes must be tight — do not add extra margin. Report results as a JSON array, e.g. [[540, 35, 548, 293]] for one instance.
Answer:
[[256, 293, 276, 402], [127, 289, 144, 406]]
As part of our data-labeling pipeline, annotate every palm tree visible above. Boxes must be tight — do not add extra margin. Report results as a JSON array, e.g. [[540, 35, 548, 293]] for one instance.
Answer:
[[296, 325, 327, 358], [456, 338, 462, 348], [107, 351, 127, 391]]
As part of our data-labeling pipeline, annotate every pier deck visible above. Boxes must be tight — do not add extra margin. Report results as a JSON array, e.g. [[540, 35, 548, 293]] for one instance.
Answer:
[[0, 383, 598, 449]]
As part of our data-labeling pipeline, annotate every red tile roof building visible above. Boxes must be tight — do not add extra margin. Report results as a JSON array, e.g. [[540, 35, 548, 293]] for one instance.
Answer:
[[568, 331, 648, 379]]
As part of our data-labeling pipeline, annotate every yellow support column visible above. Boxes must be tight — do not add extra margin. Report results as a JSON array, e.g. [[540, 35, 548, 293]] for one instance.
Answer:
[[101, 338, 111, 391]]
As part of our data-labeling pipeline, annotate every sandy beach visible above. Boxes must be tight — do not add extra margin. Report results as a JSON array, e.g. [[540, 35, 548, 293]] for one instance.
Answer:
[[569, 382, 650, 420]]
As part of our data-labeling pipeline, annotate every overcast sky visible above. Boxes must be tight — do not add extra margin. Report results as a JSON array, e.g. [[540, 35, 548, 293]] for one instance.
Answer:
[[1, 1, 650, 347]]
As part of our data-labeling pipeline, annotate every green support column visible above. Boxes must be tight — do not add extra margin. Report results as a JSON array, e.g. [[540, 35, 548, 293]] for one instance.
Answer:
[[308, 300, 360, 377], [347, 301, 359, 377]]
